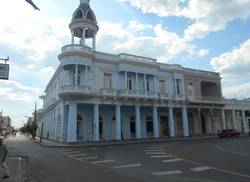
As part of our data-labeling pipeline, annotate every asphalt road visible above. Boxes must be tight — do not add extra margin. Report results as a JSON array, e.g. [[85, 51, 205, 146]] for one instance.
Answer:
[[4, 135, 250, 182]]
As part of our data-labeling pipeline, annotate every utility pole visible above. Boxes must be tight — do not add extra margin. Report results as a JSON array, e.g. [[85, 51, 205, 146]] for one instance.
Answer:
[[0, 110, 3, 134], [33, 102, 37, 139]]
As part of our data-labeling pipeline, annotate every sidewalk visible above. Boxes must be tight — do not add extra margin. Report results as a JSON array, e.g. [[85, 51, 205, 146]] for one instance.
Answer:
[[32, 135, 219, 148]]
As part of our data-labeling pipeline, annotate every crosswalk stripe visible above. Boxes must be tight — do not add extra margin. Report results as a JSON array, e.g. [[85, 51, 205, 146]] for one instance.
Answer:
[[147, 152, 166, 155], [91, 160, 115, 164], [162, 158, 183, 163], [114, 163, 141, 169], [145, 150, 162, 152], [69, 153, 87, 157], [58, 150, 73, 152], [79, 156, 98, 160], [150, 155, 172, 158], [64, 151, 81, 154], [191, 166, 212, 172], [152, 170, 182, 176]]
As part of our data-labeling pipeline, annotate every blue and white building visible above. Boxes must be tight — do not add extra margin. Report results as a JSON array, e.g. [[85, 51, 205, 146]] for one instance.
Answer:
[[39, 0, 250, 143]]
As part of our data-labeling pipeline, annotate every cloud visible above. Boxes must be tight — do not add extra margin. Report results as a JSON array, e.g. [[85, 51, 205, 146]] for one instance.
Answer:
[[211, 39, 250, 98], [128, 20, 153, 32], [97, 21, 190, 62], [0, 80, 42, 102], [198, 49, 209, 57], [211, 39, 250, 80], [119, 0, 250, 41], [223, 83, 250, 99], [0, 0, 69, 62]]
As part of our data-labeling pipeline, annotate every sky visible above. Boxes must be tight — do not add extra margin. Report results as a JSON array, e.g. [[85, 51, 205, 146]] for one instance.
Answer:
[[0, 0, 250, 128]]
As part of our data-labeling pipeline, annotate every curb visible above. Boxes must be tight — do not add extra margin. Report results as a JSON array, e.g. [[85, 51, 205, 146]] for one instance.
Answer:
[[31, 135, 221, 148]]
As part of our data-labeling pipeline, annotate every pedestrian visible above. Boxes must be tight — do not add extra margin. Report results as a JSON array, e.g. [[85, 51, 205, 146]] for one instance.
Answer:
[[0, 138, 10, 179]]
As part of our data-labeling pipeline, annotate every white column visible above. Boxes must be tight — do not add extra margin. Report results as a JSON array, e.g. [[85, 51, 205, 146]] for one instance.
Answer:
[[93, 104, 99, 141], [135, 105, 141, 139], [71, 30, 74, 45], [67, 103, 77, 142], [221, 109, 226, 130], [198, 108, 203, 135], [85, 66, 88, 83], [153, 75, 158, 96], [232, 110, 237, 130], [82, 28, 86, 46], [242, 110, 248, 133], [92, 33, 96, 51], [168, 107, 175, 137], [124, 71, 127, 90], [182, 107, 190, 137], [60, 106, 65, 142], [153, 106, 159, 138], [75, 65, 78, 85], [210, 108, 214, 134], [115, 105, 121, 140], [144, 74, 147, 93], [136, 73, 138, 94]]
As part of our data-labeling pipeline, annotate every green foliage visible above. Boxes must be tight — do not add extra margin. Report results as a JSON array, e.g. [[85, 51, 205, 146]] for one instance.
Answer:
[[19, 122, 37, 135]]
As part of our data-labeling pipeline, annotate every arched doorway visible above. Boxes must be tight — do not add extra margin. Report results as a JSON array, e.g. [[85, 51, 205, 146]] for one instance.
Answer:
[[146, 115, 153, 137], [77, 114, 83, 141], [130, 115, 136, 138], [99, 116, 103, 140]]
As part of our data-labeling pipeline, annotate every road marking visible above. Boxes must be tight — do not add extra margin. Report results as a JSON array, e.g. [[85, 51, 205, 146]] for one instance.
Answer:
[[145, 149, 162, 152], [78, 156, 98, 160], [151, 145, 163, 147], [114, 163, 141, 169], [152, 170, 182, 176], [91, 160, 115, 164], [191, 166, 212, 172], [215, 145, 248, 156], [147, 152, 166, 155], [150, 155, 172, 158], [162, 158, 183, 163], [69, 153, 87, 157], [162, 146, 250, 180], [64, 151, 81, 154], [58, 150, 74, 152], [90, 147, 97, 150]]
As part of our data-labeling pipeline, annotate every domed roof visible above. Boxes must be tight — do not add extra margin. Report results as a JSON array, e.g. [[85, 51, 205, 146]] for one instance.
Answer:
[[72, 1, 97, 22]]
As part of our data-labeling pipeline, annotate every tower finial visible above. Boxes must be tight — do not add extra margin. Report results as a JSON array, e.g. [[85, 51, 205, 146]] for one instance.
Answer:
[[80, 0, 90, 4]]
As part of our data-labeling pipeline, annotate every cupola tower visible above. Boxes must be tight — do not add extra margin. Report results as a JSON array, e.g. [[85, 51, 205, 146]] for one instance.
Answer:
[[69, 0, 98, 51]]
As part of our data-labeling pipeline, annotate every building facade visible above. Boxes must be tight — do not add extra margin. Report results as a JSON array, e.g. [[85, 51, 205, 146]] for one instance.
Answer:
[[39, 0, 250, 143]]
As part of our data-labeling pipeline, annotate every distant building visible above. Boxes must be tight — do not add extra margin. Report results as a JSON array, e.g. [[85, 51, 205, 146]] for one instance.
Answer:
[[39, 0, 250, 143], [0, 112, 12, 132]]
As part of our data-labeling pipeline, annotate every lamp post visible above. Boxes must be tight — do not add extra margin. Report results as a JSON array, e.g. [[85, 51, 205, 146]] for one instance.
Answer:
[[33, 102, 37, 139]]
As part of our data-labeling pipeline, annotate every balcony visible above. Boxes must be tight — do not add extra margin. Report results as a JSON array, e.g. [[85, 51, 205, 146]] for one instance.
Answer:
[[100, 88, 116, 96], [117, 89, 158, 99], [188, 96, 224, 104], [58, 85, 92, 98], [62, 44, 92, 53], [158, 92, 170, 99]]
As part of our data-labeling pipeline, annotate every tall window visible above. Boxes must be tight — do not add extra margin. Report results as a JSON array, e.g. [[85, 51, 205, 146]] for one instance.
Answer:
[[146, 79, 150, 91], [104, 72, 112, 89], [159, 80, 166, 93], [188, 82, 194, 97], [176, 79, 182, 95], [73, 70, 81, 85], [127, 75, 133, 90]]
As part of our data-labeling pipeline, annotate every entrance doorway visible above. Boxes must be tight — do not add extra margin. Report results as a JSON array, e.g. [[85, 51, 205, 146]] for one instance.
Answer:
[[112, 116, 116, 140], [160, 116, 169, 137], [99, 116, 103, 140], [201, 112, 207, 134], [77, 115, 83, 141]]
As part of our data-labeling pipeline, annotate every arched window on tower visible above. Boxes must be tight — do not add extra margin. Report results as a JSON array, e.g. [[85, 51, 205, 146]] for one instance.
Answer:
[[75, 10, 83, 19], [87, 11, 95, 21]]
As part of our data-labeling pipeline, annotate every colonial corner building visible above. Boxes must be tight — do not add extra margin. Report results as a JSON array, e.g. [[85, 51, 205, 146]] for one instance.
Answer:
[[39, 0, 250, 143]]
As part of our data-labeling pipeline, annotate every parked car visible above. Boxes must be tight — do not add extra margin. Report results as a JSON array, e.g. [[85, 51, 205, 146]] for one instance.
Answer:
[[219, 129, 240, 138]]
